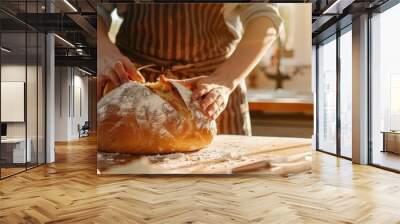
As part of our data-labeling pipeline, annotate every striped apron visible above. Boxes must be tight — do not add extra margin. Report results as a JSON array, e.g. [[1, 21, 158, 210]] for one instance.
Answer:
[[115, 3, 251, 135]]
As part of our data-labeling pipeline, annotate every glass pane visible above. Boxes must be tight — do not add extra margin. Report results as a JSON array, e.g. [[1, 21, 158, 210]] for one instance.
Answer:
[[27, 31, 38, 169], [26, 0, 38, 169], [340, 29, 352, 158], [371, 4, 400, 171], [317, 38, 337, 154], [38, 32, 45, 165], [1, 31, 27, 177], [0, 0, 46, 178]]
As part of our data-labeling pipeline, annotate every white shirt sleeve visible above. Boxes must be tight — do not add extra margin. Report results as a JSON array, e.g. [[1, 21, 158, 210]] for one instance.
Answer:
[[223, 3, 284, 40], [97, 3, 128, 27]]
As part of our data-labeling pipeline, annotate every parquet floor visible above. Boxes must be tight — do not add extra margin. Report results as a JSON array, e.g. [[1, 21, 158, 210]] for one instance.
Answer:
[[1, 136, 400, 224]]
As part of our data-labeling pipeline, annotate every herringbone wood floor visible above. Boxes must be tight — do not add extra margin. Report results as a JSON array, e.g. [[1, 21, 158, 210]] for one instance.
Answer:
[[1, 136, 400, 224]]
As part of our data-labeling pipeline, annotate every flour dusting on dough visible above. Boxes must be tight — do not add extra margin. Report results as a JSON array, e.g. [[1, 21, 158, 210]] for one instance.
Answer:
[[170, 81, 216, 132], [98, 82, 183, 138], [97, 80, 217, 153]]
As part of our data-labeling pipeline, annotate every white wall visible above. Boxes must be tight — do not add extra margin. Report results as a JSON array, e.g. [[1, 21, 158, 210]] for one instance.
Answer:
[[279, 4, 312, 66], [71, 73, 89, 138], [55, 67, 70, 141], [1, 65, 26, 140], [1, 65, 34, 138], [248, 4, 312, 92], [54, 67, 89, 141]]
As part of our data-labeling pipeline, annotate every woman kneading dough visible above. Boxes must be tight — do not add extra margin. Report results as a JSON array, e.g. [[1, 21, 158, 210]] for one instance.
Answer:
[[97, 3, 283, 137]]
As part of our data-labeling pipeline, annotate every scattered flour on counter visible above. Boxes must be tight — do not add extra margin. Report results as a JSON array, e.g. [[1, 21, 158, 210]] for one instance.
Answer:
[[145, 145, 247, 165]]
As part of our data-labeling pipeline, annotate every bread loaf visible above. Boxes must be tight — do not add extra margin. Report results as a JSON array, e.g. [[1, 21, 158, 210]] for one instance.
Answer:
[[97, 77, 217, 154]]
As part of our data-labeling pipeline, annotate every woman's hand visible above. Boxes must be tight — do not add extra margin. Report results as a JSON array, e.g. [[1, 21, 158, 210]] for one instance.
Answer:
[[172, 18, 276, 118], [175, 74, 236, 120], [97, 41, 145, 98], [97, 16, 145, 99]]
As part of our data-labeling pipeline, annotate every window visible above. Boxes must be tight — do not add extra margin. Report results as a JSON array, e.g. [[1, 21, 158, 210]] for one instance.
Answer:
[[370, 3, 400, 171], [0, 1, 47, 179], [339, 28, 352, 158], [317, 37, 337, 154]]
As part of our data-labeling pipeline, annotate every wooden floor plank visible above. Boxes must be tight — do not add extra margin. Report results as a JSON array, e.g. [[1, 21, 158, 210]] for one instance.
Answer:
[[0, 136, 400, 223]]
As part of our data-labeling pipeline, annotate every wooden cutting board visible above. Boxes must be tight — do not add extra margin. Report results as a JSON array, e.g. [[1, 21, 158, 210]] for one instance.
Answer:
[[97, 135, 312, 175]]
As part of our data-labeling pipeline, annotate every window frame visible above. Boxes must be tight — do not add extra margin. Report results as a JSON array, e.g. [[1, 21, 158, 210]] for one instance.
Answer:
[[315, 23, 353, 161], [367, 0, 400, 173], [0, 0, 48, 180]]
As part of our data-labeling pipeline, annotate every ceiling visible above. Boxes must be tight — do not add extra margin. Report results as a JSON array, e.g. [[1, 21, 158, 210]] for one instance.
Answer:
[[311, 0, 392, 43], [0, 0, 96, 74], [0, 0, 394, 73]]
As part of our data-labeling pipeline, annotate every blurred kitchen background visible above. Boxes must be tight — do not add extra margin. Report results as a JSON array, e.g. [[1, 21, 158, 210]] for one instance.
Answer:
[[246, 4, 313, 138]]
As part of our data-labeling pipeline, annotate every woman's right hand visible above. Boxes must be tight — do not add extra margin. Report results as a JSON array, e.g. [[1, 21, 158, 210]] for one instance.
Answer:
[[97, 37, 145, 99]]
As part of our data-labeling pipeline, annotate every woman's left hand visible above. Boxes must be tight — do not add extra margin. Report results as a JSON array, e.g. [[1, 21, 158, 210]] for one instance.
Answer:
[[174, 75, 235, 120]]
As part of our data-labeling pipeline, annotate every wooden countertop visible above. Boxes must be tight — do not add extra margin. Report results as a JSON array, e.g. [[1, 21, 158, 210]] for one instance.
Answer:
[[97, 135, 312, 175], [247, 89, 313, 113]]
